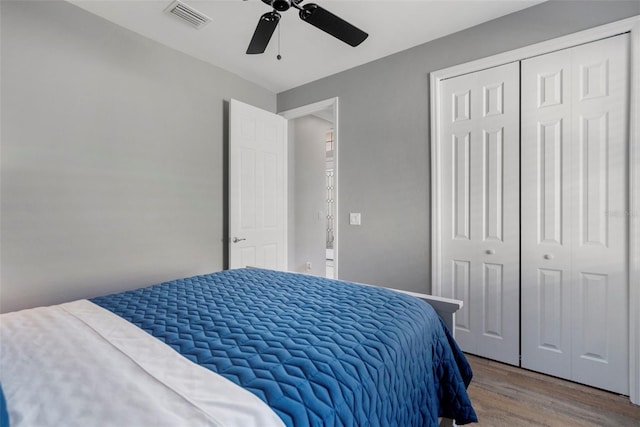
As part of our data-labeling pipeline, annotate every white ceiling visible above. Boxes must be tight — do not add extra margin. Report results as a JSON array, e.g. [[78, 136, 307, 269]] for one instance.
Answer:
[[68, 0, 544, 93]]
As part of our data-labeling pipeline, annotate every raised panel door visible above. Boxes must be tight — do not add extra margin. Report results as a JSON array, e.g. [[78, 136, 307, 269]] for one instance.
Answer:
[[440, 62, 520, 365], [521, 49, 573, 378], [230, 99, 287, 270], [569, 35, 628, 394], [521, 34, 629, 394]]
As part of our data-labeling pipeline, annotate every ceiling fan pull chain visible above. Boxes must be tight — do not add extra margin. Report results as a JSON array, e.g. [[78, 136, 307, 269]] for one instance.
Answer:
[[277, 21, 282, 60]]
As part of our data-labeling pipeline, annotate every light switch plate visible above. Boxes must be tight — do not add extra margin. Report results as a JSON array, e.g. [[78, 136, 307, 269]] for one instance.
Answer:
[[349, 213, 361, 225]]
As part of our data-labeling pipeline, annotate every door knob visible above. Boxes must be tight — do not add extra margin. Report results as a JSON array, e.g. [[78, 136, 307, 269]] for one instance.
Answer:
[[485, 249, 495, 255], [543, 254, 554, 260], [232, 237, 246, 243]]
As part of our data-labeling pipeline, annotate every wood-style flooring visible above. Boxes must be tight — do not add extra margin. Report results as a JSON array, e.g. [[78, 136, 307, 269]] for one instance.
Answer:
[[465, 354, 640, 426]]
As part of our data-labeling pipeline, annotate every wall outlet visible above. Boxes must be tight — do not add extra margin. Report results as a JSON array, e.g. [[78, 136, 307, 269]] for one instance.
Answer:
[[349, 213, 361, 225], [305, 261, 312, 271]]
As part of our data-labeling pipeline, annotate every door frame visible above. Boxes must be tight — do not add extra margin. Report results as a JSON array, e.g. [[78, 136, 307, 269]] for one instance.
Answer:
[[429, 15, 640, 404], [280, 97, 340, 279]]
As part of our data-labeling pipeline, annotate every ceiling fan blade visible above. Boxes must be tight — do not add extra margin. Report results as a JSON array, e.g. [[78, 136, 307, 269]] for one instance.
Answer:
[[299, 3, 368, 47], [246, 11, 281, 54]]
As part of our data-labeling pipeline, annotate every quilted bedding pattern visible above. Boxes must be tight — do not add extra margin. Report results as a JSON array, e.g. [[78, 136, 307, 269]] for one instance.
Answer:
[[91, 268, 477, 426]]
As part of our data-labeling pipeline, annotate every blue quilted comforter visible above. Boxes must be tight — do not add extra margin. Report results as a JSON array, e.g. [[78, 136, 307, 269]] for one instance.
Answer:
[[92, 268, 477, 426]]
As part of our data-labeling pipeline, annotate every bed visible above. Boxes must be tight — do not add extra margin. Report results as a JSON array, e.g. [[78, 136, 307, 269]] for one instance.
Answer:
[[0, 268, 477, 426]]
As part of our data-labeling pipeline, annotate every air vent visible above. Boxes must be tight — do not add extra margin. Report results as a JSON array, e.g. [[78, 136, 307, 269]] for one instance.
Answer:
[[165, 0, 211, 29]]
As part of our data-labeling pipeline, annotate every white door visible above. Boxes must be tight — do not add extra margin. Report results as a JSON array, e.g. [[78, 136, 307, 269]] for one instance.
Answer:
[[521, 34, 629, 394], [439, 62, 520, 365], [229, 99, 287, 270]]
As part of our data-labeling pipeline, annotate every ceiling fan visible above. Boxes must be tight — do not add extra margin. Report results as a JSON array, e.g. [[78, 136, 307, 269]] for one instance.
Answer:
[[246, 0, 369, 55]]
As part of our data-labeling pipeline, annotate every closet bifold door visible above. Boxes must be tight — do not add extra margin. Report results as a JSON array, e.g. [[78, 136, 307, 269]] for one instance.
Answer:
[[439, 62, 520, 366], [521, 34, 629, 394]]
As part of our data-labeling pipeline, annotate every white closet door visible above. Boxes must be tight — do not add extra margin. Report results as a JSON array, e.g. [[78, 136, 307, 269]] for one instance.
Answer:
[[570, 34, 629, 394], [521, 48, 573, 378], [521, 34, 629, 394], [440, 62, 520, 365]]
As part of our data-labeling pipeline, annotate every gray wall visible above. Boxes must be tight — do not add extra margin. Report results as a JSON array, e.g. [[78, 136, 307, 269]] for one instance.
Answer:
[[289, 115, 332, 276], [0, 0, 276, 313], [277, 0, 640, 294]]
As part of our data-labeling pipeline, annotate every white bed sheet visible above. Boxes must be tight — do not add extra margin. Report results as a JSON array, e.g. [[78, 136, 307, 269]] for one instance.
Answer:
[[0, 299, 285, 427]]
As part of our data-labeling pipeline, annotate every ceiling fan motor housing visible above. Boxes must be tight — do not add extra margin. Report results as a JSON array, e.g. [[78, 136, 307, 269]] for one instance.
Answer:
[[266, 0, 291, 12]]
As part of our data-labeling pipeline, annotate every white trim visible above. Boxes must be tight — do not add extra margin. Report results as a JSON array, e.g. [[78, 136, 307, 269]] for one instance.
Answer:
[[281, 114, 289, 271], [431, 15, 640, 81], [279, 97, 340, 279], [430, 15, 640, 405], [429, 72, 442, 298], [334, 99, 340, 279], [280, 98, 336, 121], [628, 17, 640, 408]]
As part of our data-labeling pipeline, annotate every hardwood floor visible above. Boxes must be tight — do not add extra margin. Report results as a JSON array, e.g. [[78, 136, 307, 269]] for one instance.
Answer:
[[465, 354, 640, 426]]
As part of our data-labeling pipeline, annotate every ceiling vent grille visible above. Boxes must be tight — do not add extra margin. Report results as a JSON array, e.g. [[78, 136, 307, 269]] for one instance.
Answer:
[[165, 1, 211, 29]]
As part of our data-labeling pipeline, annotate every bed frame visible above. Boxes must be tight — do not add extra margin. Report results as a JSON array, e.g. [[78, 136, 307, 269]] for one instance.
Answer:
[[388, 288, 462, 337]]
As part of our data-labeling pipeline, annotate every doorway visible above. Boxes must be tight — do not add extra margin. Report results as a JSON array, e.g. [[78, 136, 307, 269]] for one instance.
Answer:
[[280, 98, 339, 279]]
